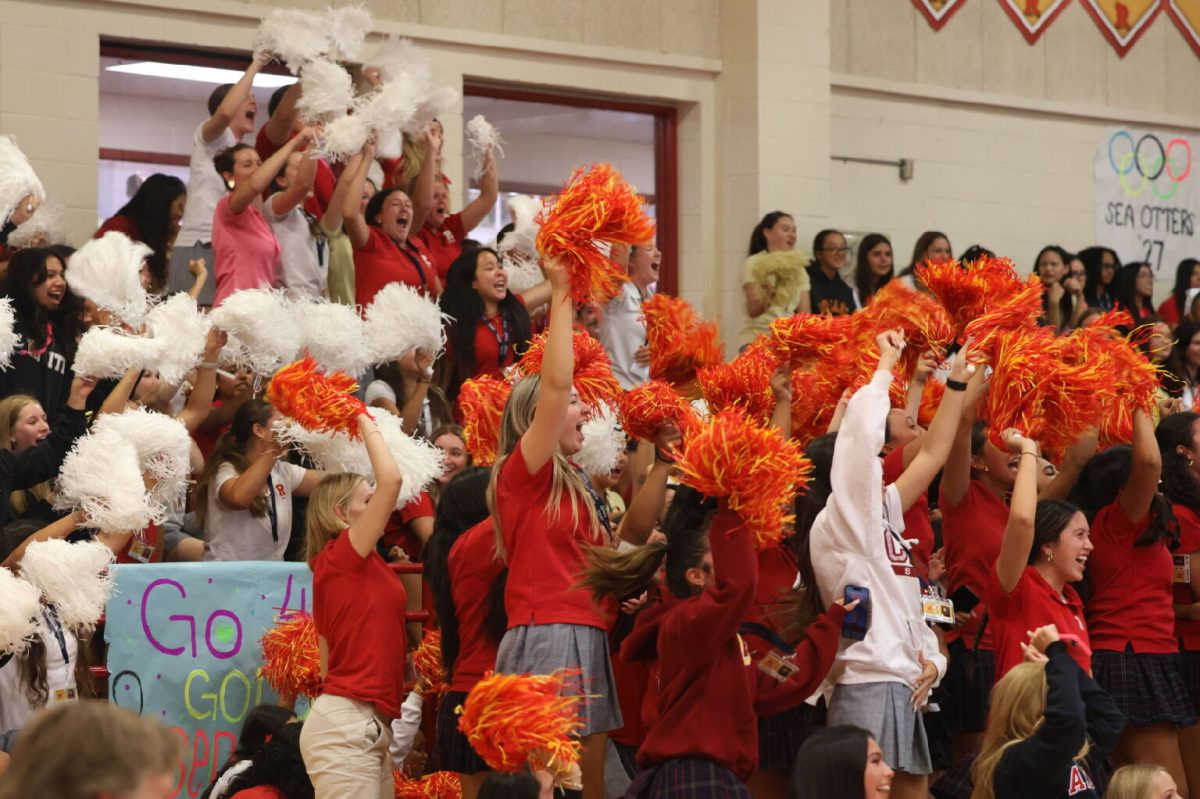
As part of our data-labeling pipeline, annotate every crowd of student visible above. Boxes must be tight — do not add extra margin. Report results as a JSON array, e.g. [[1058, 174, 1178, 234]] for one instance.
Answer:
[[0, 48, 1198, 799]]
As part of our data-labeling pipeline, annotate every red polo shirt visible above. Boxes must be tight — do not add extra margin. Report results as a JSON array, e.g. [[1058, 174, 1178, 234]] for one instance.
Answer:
[[987, 564, 1090, 681], [416, 212, 468, 283], [940, 479, 1009, 649], [1173, 503, 1200, 649], [1085, 500, 1176, 654], [447, 519, 504, 692], [353, 227, 437, 307]]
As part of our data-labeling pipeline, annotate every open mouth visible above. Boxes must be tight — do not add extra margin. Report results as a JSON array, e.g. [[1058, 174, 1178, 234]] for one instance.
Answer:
[[396, 215, 409, 228], [1075, 554, 1088, 567]]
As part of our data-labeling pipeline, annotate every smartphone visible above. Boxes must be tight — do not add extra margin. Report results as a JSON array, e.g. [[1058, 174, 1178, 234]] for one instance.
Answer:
[[949, 585, 980, 615], [842, 585, 871, 641]]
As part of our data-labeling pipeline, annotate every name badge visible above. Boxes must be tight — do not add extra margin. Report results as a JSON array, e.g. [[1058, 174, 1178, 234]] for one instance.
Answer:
[[921, 592, 954, 625], [51, 687, 78, 704], [1174, 554, 1192, 585], [127, 539, 155, 564], [758, 650, 800, 683]]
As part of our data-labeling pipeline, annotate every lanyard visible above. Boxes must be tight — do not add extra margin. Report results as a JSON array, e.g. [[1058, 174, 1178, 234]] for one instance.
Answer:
[[18, 321, 54, 359], [266, 471, 279, 543], [42, 604, 69, 665], [576, 466, 613, 542], [738, 622, 795, 655], [483, 315, 509, 365], [398, 243, 428, 287]]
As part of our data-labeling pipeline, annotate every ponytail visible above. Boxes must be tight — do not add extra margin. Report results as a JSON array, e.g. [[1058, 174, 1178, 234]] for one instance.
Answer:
[[580, 542, 668, 603]]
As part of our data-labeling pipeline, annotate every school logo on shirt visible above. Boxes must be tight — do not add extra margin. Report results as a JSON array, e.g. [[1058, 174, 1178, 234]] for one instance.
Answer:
[[275, 483, 286, 498], [1067, 764, 1095, 795]]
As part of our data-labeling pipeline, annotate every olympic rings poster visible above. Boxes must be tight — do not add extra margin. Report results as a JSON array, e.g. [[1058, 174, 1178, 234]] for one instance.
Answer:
[[105, 562, 313, 798], [1095, 127, 1197, 276]]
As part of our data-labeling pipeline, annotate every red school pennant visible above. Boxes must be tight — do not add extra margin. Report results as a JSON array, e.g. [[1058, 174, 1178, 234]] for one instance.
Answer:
[[1079, 0, 1163, 56], [1165, 0, 1200, 56], [912, 0, 968, 30], [996, 0, 1073, 44]]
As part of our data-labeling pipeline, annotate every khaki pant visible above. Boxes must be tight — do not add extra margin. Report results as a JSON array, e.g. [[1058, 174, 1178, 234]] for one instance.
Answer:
[[300, 693, 393, 799]]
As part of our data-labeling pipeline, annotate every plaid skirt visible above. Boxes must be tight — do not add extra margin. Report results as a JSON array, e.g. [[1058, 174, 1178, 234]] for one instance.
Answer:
[[624, 757, 749, 799], [496, 623, 623, 736], [756, 700, 826, 771], [436, 690, 490, 774], [940, 640, 995, 735], [1177, 648, 1200, 715], [1091, 648, 1196, 728], [827, 682, 932, 774]]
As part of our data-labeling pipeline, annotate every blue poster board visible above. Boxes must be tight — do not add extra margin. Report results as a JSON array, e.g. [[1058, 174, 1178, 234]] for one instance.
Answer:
[[105, 562, 312, 798]]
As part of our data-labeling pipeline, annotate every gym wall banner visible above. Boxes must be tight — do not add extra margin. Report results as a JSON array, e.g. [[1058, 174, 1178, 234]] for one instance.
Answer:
[[912, 0, 967, 29], [998, 0, 1073, 43], [1094, 127, 1197, 276]]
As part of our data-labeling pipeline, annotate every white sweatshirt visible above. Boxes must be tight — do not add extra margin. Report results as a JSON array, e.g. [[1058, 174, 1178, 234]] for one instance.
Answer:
[[388, 689, 425, 770], [810, 369, 946, 693]]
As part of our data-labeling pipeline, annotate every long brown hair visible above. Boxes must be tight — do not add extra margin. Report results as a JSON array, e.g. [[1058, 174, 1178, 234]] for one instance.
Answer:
[[194, 400, 274, 526]]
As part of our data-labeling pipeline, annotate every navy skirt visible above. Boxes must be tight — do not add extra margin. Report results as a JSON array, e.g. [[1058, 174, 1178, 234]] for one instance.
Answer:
[[1091, 649, 1195, 728], [624, 757, 749, 799], [436, 690, 490, 774]]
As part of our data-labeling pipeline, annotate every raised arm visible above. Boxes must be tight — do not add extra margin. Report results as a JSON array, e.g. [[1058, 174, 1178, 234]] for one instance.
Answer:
[[177, 329, 227, 433], [341, 142, 376, 248], [892, 346, 972, 511], [518, 259, 573, 474], [1118, 407, 1161, 521], [269, 143, 318, 217], [98, 367, 142, 416], [1, 510, 84, 569], [517, 274, 552, 310], [229, 128, 313, 215], [218, 446, 281, 511], [347, 413, 403, 558], [408, 128, 440, 234], [995, 428, 1040, 594], [616, 426, 680, 546], [460, 152, 499, 233], [200, 57, 265, 144], [1039, 428, 1098, 501], [321, 148, 364, 235], [769, 365, 793, 435], [8, 377, 93, 491], [263, 81, 302, 147]]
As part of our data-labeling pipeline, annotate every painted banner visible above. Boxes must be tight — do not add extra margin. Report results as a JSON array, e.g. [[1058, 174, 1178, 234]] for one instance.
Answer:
[[1079, 0, 1162, 56], [1166, 0, 1200, 56], [105, 562, 312, 798], [912, 0, 968, 29], [997, 0, 1072, 43], [1094, 126, 1198, 276]]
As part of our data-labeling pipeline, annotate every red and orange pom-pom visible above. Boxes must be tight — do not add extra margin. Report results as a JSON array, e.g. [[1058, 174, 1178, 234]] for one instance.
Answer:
[[394, 771, 462, 799], [767, 314, 858, 367], [960, 277, 1044, 361], [619, 380, 697, 442], [1061, 314, 1161, 446], [917, 379, 946, 429], [456, 375, 512, 467], [861, 280, 954, 374], [266, 355, 367, 437], [458, 671, 584, 782], [535, 163, 656, 306], [916, 256, 1026, 337], [259, 613, 323, 700], [413, 628, 448, 695], [640, 293, 723, 387], [697, 340, 778, 425], [789, 366, 842, 448], [520, 330, 623, 409], [674, 407, 812, 548]]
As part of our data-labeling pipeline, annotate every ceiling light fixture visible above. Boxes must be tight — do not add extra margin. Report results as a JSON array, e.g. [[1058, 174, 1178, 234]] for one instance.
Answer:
[[106, 61, 297, 88]]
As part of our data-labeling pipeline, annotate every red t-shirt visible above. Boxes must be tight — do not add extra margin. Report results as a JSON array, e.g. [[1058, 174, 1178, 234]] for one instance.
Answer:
[[382, 491, 435, 561], [254, 126, 335, 218], [312, 530, 409, 718], [353, 227, 437, 308], [448, 519, 504, 692], [1158, 297, 1182, 326], [1174, 503, 1200, 649], [497, 437, 608, 629], [1085, 500, 1176, 653], [94, 215, 140, 241], [882, 448, 933, 579], [940, 479, 1009, 650], [230, 787, 286, 799], [416, 212, 468, 283], [986, 564, 1090, 681], [113, 523, 163, 565]]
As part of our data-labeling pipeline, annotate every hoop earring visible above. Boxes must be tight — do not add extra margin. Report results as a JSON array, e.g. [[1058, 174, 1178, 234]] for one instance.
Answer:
[[1044, 549, 1054, 563]]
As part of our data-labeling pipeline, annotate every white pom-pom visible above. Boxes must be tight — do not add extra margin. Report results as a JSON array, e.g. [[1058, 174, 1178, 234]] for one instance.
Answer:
[[406, 85, 459, 135], [498, 195, 543, 257], [374, 126, 404, 162], [292, 298, 374, 376], [92, 409, 193, 509], [253, 9, 330, 72], [297, 59, 356, 123], [325, 4, 373, 61], [54, 430, 154, 533], [501, 253, 545, 296], [7, 200, 68, 249], [0, 135, 45, 228], [365, 36, 431, 86], [67, 232, 152, 326], [144, 293, 212, 386], [317, 106, 372, 162], [371, 408, 444, 506], [19, 539, 115, 633], [277, 421, 368, 474], [210, 289, 302, 376], [73, 327, 167, 379], [465, 115, 505, 181], [0, 297, 18, 371], [360, 78, 423, 153], [363, 282, 448, 364], [0, 568, 41, 656], [575, 403, 625, 477]]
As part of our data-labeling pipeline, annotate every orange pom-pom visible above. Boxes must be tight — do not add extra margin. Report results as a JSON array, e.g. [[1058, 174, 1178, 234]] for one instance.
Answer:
[[640, 293, 723, 386], [789, 367, 842, 448], [861, 280, 954, 374], [960, 277, 1045, 360], [767, 314, 859, 367], [535, 163, 656, 306], [266, 355, 367, 437], [394, 771, 462, 799], [413, 628, 448, 695], [1061, 316, 1162, 446], [697, 340, 778, 424], [619, 380, 697, 442], [674, 407, 812, 548], [456, 375, 512, 467], [520, 330, 622, 409], [917, 379, 946, 429], [916, 256, 1027, 337], [458, 671, 584, 782], [259, 613, 323, 700]]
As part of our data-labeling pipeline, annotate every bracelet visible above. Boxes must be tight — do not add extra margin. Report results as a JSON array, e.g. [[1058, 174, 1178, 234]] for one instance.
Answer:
[[366, 429, 383, 439], [197, 362, 218, 370], [654, 448, 676, 465], [1019, 451, 1038, 460], [945, 378, 968, 392]]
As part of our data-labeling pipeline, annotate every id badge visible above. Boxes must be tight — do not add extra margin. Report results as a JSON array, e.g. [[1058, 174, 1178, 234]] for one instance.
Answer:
[[51, 687, 78, 704], [921, 593, 954, 625], [128, 539, 155, 563], [1174, 554, 1192, 585], [758, 650, 799, 683]]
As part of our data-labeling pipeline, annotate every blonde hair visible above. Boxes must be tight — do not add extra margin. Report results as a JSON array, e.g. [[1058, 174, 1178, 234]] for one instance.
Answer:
[[304, 472, 367, 568], [0, 700, 182, 799], [970, 662, 1088, 799], [487, 375, 600, 560], [1106, 765, 1172, 799], [0, 393, 53, 514]]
